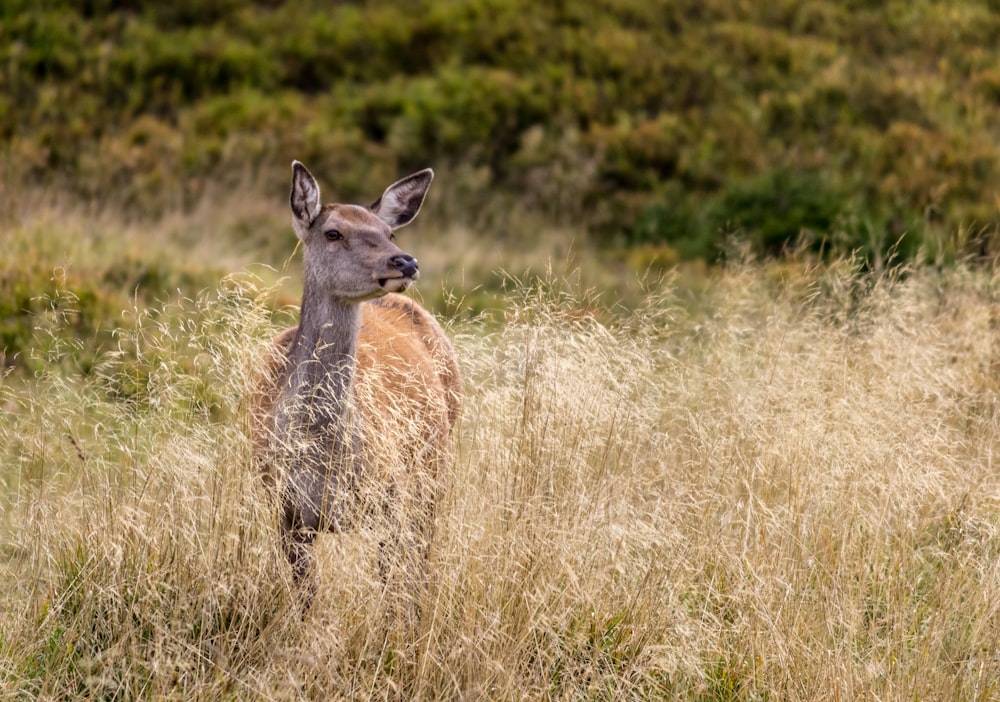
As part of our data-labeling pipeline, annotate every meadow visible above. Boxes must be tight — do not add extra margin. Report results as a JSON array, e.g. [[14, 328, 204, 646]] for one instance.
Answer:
[[4, 1, 1000, 698], [2, 195, 1000, 700]]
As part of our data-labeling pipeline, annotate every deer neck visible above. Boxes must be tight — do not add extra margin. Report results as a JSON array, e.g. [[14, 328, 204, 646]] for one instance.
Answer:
[[285, 289, 361, 429], [278, 288, 365, 528]]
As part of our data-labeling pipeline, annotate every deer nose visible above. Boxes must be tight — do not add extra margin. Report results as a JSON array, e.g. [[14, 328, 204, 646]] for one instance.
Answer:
[[390, 254, 419, 278]]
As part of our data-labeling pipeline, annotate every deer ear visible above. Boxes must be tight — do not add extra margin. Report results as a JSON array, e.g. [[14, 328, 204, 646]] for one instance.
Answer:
[[370, 168, 434, 230], [290, 161, 321, 229]]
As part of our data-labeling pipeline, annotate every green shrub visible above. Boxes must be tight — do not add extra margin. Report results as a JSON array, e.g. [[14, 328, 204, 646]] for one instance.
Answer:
[[629, 184, 714, 260], [4, 0, 1000, 261], [712, 169, 850, 255]]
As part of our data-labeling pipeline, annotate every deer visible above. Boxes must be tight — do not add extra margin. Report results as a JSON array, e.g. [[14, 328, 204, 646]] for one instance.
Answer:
[[252, 161, 461, 606]]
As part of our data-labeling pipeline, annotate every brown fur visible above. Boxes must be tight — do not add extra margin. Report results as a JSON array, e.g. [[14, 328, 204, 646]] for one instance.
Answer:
[[252, 294, 461, 486]]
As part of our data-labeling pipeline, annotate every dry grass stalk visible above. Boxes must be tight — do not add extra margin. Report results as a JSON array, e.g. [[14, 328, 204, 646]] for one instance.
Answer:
[[2, 260, 1000, 699]]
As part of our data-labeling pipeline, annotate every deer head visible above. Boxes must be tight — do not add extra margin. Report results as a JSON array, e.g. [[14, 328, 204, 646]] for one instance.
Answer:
[[290, 161, 434, 301]]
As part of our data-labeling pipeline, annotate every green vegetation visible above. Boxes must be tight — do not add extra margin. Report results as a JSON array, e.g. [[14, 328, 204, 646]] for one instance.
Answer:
[[3, 0, 1000, 259], [0, 212, 226, 374]]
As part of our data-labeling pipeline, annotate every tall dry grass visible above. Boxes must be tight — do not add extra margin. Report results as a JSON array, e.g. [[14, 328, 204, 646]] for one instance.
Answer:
[[2, 259, 1000, 700]]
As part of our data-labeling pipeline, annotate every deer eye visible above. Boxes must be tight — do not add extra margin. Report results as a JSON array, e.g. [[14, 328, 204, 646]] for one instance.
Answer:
[[324, 229, 343, 241]]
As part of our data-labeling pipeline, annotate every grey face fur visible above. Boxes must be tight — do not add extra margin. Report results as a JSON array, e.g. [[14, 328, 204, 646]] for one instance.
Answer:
[[290, 161, 434, 302]]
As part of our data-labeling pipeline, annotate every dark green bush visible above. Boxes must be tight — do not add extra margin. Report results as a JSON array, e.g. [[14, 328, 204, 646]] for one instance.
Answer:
[[629, 184, 714, 261], [713, 169, 850, 255]]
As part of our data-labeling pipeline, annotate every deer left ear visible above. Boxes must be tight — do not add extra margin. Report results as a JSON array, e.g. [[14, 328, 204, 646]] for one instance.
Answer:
[[370, 168, 434, 230], [290, 160, 322, 229]]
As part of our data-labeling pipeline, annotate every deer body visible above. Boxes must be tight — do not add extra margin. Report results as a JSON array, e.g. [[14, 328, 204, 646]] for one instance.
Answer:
[[253, 162, 460, 595]]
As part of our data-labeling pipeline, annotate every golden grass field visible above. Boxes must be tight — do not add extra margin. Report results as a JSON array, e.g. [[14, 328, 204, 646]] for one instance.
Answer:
[[2, 202, 1000, 699]]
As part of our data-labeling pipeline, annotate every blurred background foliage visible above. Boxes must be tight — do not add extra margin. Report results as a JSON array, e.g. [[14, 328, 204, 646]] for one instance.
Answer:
[[2, 0, 1000, 263]]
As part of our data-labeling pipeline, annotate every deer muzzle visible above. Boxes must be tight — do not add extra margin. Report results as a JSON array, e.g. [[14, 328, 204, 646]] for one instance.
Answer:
[[390, 254, 419, 279]]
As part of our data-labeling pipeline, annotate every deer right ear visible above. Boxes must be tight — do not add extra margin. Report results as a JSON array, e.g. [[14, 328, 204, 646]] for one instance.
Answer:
[[370, 168, 434, 230], [290, 161, 322, 232]]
